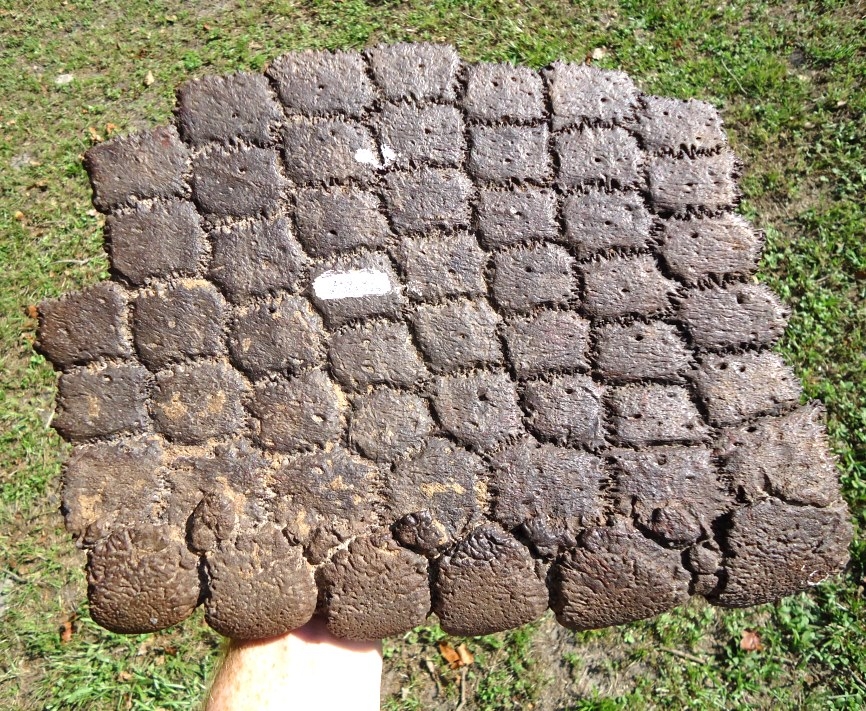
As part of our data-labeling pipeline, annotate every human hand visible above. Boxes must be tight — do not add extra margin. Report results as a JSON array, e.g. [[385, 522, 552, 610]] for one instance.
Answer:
[[205, 617, 383, 711]]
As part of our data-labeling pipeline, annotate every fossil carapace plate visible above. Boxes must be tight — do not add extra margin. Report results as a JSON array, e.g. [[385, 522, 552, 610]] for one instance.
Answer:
[[38, 44, 852, 640]]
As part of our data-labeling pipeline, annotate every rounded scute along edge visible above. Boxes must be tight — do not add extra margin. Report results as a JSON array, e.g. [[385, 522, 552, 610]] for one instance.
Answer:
[[203, 527, 318, 640], [318, 534, 431, 640], [87, 525, 202, 634], [708, 498, 853, 609], [550, 524, 691, 632], [432, 525, 550, 637]]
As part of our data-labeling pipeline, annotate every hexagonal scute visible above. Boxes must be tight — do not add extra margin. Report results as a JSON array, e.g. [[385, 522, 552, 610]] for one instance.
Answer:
[[412, 299, 502, 373], [133, 280, 225, 370], [635, 96, 726, 155], [492, 244, 575, 312], [329, 320, 427, 391], [169, 439, 272, 531], [476, 187, 559, 248], [55, 363, 151, 440], [42, 45, 848, 642], [582, 254, 678, 320], [522, 374, 605, 448], [270, 446, 381, 564], [595, 321, 693, 382], [348, 388, 433, 463], [384, 167, 472, 233], [176, 72, 283, 146], [648, 151, 738, 214], [463, 63, 545, 123], [282, 117, 378, 184], [308, 252, 405, 327], [208, 216, 307, 302], [379, 103, 464, 168], [267, 50, 374, 117], [433, 372, 524, 451], [544, 62, 639, 129], [249, 370, 345, 453], [151, 363, 248, 444], [503, 309, 591, 377], [555, 127, 644, 189], [84, 126, 189, 211], [607, 384, 709, 446], [395, 232, 487, 302], [715, 403, 843, 507], [660, 214, 762, 284], [293, 186, 390, 257], [678, 282, 789, 350], [562, 189, 653, 258], [38, 283, 131, 368], [228, 296, 326, 379], [469, 125, 552, 182], [692, 351, 801, 426], [62, 436, 167, 542], [367, 43, 460, 102], [192, 144, 284, 217], [490, 439, 606, 557], [106, 200, 205, 285], [387, 438, 483, 555]]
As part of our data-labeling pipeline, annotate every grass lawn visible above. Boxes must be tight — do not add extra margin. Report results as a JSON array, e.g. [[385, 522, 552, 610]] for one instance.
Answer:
[[0, 0, 864, 708]]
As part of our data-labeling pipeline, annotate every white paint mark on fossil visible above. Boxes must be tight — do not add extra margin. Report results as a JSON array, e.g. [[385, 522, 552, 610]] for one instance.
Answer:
[[313, 269, 393, 300], [354, 145, 398, 168], [353, 147, 380, 166], [381, 145, 398, 165]]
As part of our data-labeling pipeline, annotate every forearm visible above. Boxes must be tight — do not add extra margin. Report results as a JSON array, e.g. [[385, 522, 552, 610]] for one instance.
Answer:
[[205, 618, 383, 711]]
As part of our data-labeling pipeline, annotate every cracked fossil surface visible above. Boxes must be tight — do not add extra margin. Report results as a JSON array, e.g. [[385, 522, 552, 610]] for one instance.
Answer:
[[38, 43, 852, 640]]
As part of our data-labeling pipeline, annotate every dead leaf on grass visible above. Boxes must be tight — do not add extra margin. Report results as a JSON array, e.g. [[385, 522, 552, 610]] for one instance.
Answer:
[[144, 70, 155, 87], [439, 641, 461, 669], [24, 304, 38, 319], [439, 641, 474, 669], [740, 629, 763, 652], [59, 613, 78, 643], [87, 126, 103, 143], [591, 47, 609, 60], [456, 643, 474, 667]]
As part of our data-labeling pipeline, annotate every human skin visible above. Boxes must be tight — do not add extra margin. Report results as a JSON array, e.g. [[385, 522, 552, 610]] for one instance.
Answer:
[[204, 617, 383, 711]]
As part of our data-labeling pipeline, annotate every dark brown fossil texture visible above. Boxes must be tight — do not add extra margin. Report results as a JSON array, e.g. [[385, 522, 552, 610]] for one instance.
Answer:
[[38, 43, 851, 640]]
